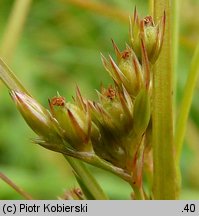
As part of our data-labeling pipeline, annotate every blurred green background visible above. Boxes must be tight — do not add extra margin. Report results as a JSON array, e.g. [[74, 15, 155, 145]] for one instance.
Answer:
[[0, 0, 199, 199]]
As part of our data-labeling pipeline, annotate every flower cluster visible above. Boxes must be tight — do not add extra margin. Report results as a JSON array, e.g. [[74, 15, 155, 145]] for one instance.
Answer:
[[10, 10, 165, 185]]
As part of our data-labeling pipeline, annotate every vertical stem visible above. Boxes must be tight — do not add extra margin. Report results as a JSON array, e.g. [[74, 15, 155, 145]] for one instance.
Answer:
[[175, 43, 199, 164], [149, 0, 154, 15], [131, 185, 145, 200], [172, 0, 181, 197], [152, 0, 178, 199], [172, 0, 179, 98], [0, 0, 32, 63]]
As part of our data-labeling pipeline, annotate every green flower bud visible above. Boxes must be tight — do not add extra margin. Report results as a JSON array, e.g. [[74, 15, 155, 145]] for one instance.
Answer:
[[10, 91, 62, 141], [101, 48, 146, 97], [118, 49, 144, 96], [87, 86, 135, 169], [130, 8, 165, 63], [49, 96, 94, 152], [95, 86, 134, 133]]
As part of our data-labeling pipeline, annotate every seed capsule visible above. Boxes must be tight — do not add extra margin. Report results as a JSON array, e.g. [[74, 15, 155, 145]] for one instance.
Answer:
[[10, 91, 62, 141], [130, 8, 165, 63], [49, 96, 95, 152]]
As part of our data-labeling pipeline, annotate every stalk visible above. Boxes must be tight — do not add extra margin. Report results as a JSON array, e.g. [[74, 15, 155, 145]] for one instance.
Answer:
[[149, 0, 154, 15], [152, 0, 178, 199], [0, 0, 32, 63], [175, 43, 199, 164], [131, 186, 145, 200], [0, 172, 33, 200], [172, 0, 179, 97], [65, 156, 108, 200]]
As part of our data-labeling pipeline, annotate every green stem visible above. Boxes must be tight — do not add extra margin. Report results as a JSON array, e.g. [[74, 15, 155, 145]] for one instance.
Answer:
[[89, 154, 131, 183], [175, 43, 199, 164], [131, 185, 145, 200], [72, 145, 143, 199], [171, 0, 179, 126], [152, 1, 178, 199], [65, 156, 108, 200], [149, 0, 154, 15], [0, 172, 33, 200], [40, 141, 132, 182], [172, 0, 179, 96], [0, 0, 32, 63]]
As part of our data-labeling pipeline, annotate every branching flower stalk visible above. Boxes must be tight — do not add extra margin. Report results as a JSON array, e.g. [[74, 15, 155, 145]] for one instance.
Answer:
[[1, 8, 166, 200]]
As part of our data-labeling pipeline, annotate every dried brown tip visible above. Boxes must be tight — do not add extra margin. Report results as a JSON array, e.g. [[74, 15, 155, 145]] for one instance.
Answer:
[[140, 39, 150, 90], [150, 11, 166, 63], [75, 85, 86, 111], [133, 6, 139, 24], [139, 19, 145, 39], [109, 55, 126, 82], [132, 57, 141, 90], [67, 108, 88, 143], [85, 102, 91, 140], [122, 85, 133, 111], [118, 90, 132, 119], [101, 53, 111, 73], [48, 98, 54, 115], [111, 39, 121, 61], [87, 100, 96, 111]]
